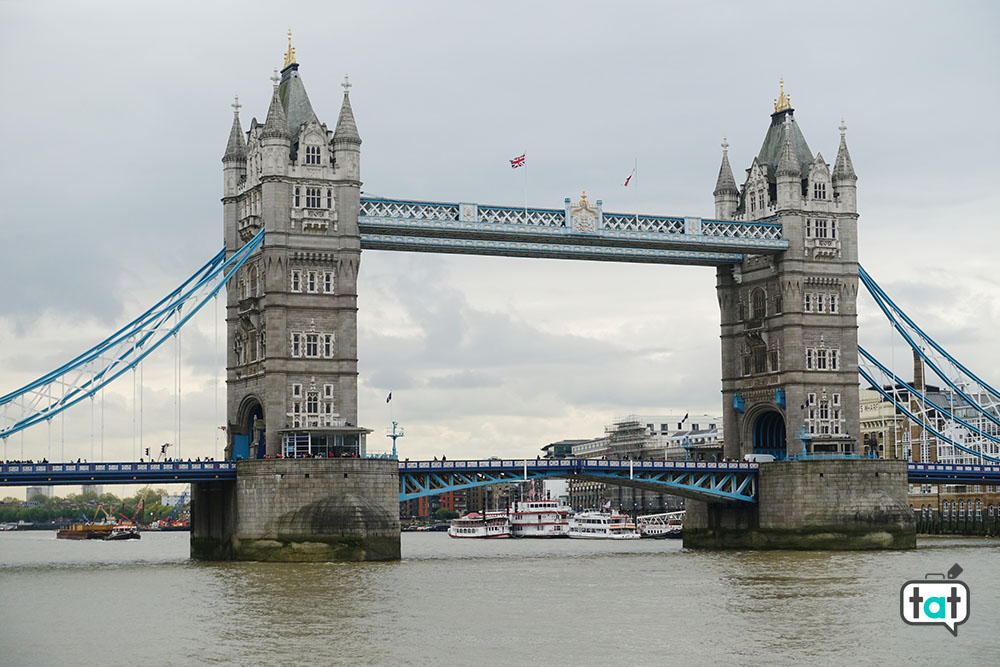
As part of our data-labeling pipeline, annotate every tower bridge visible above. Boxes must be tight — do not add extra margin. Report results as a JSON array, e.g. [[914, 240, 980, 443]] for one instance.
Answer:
[[4, 43, 952, 559]]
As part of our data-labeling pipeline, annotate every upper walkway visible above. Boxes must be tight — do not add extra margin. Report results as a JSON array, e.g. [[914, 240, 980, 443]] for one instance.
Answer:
[[358, 197, 788, 265]]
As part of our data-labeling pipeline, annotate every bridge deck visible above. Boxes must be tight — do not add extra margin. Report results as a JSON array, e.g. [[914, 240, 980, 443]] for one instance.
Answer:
[[3, 460, 998, 501], [359, 197, 788, 265]]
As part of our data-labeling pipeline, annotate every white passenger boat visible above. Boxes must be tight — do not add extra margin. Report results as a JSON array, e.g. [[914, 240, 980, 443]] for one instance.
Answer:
[[509, 499, 571, 538], [567, 510, 640, 539], [448, 511, 511, 538], [636, 511, 684, 539]]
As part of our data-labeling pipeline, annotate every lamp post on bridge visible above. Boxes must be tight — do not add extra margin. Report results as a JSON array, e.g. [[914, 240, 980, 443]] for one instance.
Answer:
[[386, 421, 404, 460]]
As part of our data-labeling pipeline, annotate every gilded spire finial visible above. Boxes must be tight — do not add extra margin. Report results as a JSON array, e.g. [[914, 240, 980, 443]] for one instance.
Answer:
[[721, 136, 729, 155], [579, 190, 589, 206], [773, 78, 791, 113], [839, 118, 847, 137], [284, 29, 297, 68]]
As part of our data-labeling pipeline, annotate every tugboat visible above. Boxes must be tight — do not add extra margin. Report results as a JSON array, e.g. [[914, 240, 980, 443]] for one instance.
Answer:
[[105, 524, 141, 540]]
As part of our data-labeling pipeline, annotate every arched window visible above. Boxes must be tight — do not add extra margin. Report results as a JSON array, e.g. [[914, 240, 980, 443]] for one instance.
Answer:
[[305, 145, 321, 165], [750, 289, 766, 320]]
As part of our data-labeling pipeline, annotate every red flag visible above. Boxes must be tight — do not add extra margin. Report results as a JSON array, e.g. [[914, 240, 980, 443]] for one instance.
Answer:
[[624, 168, 636, 187], [510, 154, 525, 169]]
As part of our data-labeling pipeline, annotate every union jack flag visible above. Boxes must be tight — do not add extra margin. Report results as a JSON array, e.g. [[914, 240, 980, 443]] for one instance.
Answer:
[[509, 153, 525, 169]]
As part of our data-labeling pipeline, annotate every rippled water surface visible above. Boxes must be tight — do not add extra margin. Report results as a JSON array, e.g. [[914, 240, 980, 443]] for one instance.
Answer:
[[1, 531, 997, 666]]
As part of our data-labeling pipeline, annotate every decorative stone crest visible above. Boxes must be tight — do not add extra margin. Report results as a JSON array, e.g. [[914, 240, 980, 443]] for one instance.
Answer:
[[569, 190, 600, 234]]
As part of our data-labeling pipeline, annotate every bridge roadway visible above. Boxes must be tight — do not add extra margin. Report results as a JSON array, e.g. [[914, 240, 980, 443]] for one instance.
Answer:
[[3, 460, 999, 504]]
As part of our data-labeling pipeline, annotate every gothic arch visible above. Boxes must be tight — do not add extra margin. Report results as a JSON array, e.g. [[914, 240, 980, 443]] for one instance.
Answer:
[[742, 402, 786, 460]]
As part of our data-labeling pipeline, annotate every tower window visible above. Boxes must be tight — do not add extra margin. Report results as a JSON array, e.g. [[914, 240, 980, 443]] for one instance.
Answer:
[[323, 271, 334, 293], [305, 334, 319, 357], [290, 270, 301, 293], [813, 182, 827, 200], [327, 189, 333, 209], [307, 271, 317, 293], [323, 334, 334, 358], [291, 333, 302, 358], [305, 145, 321, 165], [805, 218, 812, 238], [815, 219, 828, 238], [306, 187, 322, 208], [294, 186, 300, 207], [750, 289, 766, 320]]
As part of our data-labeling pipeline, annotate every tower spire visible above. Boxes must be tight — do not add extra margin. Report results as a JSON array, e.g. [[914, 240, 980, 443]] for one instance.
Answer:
[[776, 117, 800, 178], [261, 69, 290, 140], [713, 136, 739, 220], [223, 94, 247, 162], [334, 74, 362, 147], [833, 118, 857, 182], [773, 78, 791, 113], [283, 29, 297, 69]]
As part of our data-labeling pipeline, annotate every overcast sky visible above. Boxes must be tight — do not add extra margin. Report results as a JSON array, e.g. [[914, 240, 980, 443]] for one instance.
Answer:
[[1, 1, 999, 466]]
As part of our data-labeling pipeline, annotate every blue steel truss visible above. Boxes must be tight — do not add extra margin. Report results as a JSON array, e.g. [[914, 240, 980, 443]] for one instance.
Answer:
[[5, 459, 1000, 496], [0, 461, 237, 485], [399, 459, 760, 504], [359, 197, 787, 265], [0, 229, 265, 441]]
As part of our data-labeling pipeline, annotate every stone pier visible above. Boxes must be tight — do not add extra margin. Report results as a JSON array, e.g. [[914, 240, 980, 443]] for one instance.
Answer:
[[684, 459, 916, 550], [191, 458, 400, 562]]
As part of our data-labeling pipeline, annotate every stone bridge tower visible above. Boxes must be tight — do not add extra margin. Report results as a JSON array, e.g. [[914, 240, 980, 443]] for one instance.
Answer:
[[221, 40, 368, 459], [714, 82, 860, 460]]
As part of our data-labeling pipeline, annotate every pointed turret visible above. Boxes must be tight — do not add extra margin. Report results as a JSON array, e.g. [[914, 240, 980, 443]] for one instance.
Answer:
[[333, 75, 361, 181], [223, 96, 247, 197], [776, 118, 801, 206], [261, 73, 290, 141], [334, 75, 362, 148], [260, 69, 290, 177], [223, 95, 247, 163], [714, 137, 739, 219], [832, 119, 857, 212]]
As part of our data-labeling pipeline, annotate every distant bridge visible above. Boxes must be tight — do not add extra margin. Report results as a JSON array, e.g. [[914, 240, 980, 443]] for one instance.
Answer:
[[3, 460, 998, 505]]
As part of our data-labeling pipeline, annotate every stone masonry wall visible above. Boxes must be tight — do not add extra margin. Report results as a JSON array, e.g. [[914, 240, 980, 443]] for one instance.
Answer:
[[192, 458, 400, 562], [684, 460, 916, 550]]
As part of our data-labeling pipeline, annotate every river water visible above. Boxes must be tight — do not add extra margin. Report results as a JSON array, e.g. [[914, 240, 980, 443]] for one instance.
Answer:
[[0, 531, 996, 666]]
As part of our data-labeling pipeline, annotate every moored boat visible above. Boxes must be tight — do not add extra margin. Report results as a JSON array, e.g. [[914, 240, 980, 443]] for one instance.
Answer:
[[56, 522, 116, 540], [105, 524, 141, 540], [448, 511, 511, 538], [567, 510, 640, 539], [509, 499, 570, 538], [636, 511, 684, 539]]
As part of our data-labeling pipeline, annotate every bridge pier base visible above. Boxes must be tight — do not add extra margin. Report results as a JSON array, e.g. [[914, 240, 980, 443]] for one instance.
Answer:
[[190, 459, 400, 562], [684, 460, 916, 550]]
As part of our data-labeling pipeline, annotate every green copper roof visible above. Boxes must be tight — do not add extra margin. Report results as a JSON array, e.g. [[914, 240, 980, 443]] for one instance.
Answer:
[[278, 63, 317, 140], [756, 109, 813, 181]]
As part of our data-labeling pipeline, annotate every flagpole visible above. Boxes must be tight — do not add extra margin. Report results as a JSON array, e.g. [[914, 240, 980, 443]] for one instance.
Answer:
[[634, 157, 638, 226], [523, 150, 528, 220]]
